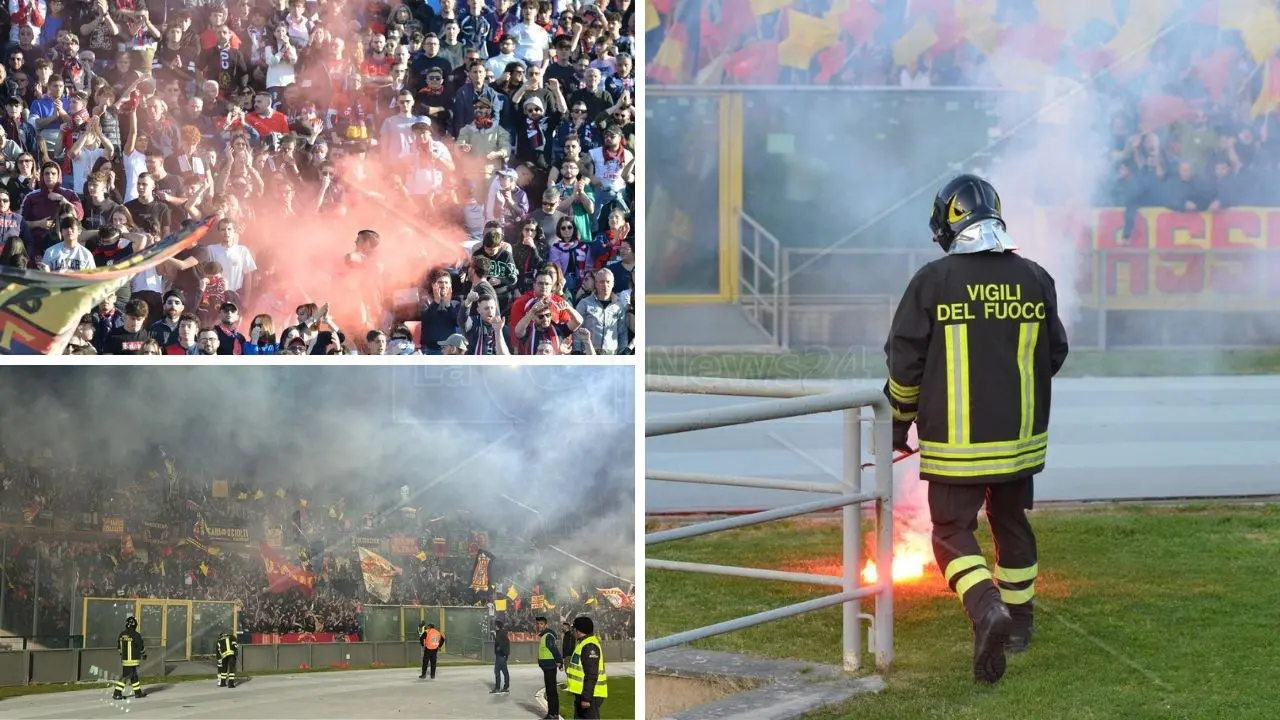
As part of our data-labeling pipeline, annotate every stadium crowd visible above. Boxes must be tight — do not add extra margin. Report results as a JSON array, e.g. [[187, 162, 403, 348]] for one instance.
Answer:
[[0, 0, 637, 355], [0, 451, 635, 644], [646, 0, 1280, 210]]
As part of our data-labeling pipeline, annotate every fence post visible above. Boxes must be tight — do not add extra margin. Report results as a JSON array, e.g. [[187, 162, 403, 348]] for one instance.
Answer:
[[872, 402, 895, 672], [841, 408, 862, 673]]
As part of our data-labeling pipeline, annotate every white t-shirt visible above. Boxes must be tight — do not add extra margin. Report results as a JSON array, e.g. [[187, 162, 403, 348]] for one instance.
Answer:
[[71, 147, 106, 195], [588, 146, 632, 192], [206, 243, 258, 293], [41, 242, 95, 273], [379, 114, 431, 161], [405, 140, 453, 196], [123, 150, 147, 203], [485, 53, 519, 77], [509, 23, 549, 65]]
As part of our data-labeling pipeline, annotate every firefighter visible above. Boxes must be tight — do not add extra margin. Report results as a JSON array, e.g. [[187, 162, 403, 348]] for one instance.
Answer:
[[565, 616, 606, 719], [535, 616, 564, 720], [216, 630, 239, 688], [418, 621, 445, 679], [883, 173, 1069, 684], [113, 616, 146, 699]]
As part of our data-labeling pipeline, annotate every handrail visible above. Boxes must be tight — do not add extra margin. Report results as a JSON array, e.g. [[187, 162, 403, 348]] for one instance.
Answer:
[[645, 376, 896, 673], [739, 211, 783, 347]]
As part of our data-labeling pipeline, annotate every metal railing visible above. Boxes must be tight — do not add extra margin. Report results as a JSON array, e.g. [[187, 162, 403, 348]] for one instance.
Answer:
[[740, 212, 782, 346], [645, 376, 896, 673]]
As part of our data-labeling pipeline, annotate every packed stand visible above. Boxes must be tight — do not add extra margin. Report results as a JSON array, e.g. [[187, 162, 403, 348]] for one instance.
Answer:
[[646, 0, 1280, 211], [0, 451, 635, 644], [0, 0, 637, 354]]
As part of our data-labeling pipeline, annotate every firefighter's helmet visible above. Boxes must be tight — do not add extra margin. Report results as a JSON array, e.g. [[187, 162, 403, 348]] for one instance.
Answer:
[[930, 174, 1005, 252], [125, 616, 138, 631]]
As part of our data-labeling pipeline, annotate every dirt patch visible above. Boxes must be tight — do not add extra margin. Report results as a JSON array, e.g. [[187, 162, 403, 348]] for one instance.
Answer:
[[644, 673, 761, 720]]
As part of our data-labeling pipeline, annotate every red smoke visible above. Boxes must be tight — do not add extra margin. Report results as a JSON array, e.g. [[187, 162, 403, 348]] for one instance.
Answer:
[[227, 155, 469, 334]]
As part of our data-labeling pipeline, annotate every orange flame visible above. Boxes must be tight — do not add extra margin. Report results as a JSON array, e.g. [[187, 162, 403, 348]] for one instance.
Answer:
[[861, 551, 931, 584]]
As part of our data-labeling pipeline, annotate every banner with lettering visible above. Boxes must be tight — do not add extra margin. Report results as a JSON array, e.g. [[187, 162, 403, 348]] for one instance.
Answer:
[[144, 522, 169, 542], [389, 536, 419, 556], [1037, 206, 1280, 311], [102, 517, 125, 534], [205, 526, 250, 542]]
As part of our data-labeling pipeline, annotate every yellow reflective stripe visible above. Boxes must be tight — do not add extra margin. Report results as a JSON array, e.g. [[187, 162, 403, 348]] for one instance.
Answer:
[[954, 567, 991, 600], [944, 324, 970, 444], [888, 378, 919, 403], [995, 563, 1038, 583], [943, 555, 986, 583], [1000, 583, 1035, 604], [1016, 322, 1039, 439], [892, 409, 917, 422], [919, 433, 1048, 459], [920, 448, 1047, 477]]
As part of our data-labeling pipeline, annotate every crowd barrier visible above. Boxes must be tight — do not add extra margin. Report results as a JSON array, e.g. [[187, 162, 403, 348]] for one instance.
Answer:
[[0, 640, 636, 687]]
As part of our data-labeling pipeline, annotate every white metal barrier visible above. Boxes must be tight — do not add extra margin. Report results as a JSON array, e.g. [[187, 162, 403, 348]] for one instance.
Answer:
[[645, 376, 896, 673]]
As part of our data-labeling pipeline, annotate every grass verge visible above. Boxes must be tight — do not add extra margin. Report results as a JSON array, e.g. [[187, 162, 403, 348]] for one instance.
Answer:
[[0, 660, 487, 700], [647, 347, 1280, 379], [647, 505, 1280, 719], [556, 676, 635, 719]]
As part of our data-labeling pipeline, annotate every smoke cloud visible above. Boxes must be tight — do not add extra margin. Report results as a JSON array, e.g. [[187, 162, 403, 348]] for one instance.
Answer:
[[0, 366, 635, 576], [655, 2, 1280, 352]]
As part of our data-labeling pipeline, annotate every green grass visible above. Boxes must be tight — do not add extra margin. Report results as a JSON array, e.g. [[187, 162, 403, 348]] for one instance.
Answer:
[[647, 347, 1280, 379], [647, 505, 1280, 719], [556, 676, 636, 719], [0, 660, 487, 699]]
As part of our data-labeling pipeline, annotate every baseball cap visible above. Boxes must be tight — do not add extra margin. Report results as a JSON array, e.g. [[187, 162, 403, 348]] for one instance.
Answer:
[[438, 333, 468, 350]]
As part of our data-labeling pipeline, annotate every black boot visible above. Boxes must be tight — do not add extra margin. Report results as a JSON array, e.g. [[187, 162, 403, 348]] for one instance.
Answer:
[[112, 690, 123, 700], [134, 690, 147, 699], [219, 680, 227, 687], [228, 681, 236, 688], [1007, 605, 1034, 654], [972, 602, 1013, 684]]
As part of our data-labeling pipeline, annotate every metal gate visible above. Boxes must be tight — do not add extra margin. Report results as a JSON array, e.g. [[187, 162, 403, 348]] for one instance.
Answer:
[[645, 377, 897, 673]]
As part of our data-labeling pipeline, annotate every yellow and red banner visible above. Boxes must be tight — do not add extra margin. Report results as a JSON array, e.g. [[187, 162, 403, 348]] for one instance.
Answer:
[[1040, 206, 1280, 312], [358, 547, 402, 603], [260, 541, 315, 597], [0, 217, 213, 354]]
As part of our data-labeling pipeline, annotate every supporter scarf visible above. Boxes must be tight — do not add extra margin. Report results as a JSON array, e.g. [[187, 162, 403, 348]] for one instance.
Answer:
[[59, 113, 85, 176], [420, 85, 445, 96], [529, 323, 561, 354], [526, 117, 543, 149], [11, 0, 44, 29], [472, 322, 491, 355], [474, 116, 492, 128], [603, 141, 625, 163]]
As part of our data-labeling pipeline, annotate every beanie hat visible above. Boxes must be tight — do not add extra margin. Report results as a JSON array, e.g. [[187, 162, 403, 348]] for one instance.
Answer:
[[573, 616, 594, 635]]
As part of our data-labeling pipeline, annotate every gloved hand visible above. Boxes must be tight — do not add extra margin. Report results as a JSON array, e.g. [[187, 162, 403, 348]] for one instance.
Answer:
[[141, 652, 147, 660], [892, 420, 912, 453]]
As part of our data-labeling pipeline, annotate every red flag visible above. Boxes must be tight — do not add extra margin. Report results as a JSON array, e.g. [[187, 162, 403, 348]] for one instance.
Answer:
[[260, 541, 315, 597]]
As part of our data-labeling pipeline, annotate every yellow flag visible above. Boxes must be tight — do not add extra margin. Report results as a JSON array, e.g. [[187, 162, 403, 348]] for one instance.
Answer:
[[199, 561, 209, 576], [892, 18, 938, 69], [506, 584, 518, 601], [495, 598, 508, 611], [749, 0, 794, 18], [778, 10, 839, 69], [645, 0, 660, 32]]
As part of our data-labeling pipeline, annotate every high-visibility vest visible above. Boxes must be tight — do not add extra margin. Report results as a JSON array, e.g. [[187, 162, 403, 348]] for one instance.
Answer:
[[537, 630, 556, 661], [218, 635, 237, 658], [423, 628, 442, 650], [565, 635, 607, 699]]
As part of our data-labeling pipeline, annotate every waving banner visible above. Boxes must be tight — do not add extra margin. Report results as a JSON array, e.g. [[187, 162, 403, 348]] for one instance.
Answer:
[[0, 217, 214, 355], [358, 546, 402, 603]]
